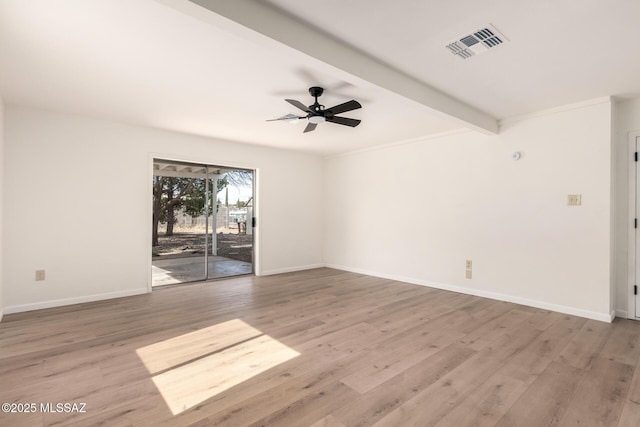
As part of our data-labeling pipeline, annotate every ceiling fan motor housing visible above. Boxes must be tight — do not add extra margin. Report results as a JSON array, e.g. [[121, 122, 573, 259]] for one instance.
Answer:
[[309, 86, 324, 97], [277, 86, 362, 133]]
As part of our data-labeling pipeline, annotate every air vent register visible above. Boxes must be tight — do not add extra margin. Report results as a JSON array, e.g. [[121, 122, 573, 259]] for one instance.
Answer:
[[446, 24, 508, 59]]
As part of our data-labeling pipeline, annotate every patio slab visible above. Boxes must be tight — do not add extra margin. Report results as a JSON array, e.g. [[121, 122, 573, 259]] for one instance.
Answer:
[[152, 255, 252, 286]]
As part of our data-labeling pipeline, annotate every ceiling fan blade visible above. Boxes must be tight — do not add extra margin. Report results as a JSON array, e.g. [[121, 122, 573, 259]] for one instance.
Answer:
[[266, 113, 303, 122], [326, 116, 361, 127], [326, 100, 361, 115], [285, 99, 310, 113], [303, 122, 317, 133]]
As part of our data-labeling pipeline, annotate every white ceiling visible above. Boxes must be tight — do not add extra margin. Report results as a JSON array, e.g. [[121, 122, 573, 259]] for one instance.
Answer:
[[1, 0, 639, 156], [264, 0, 640, 118]]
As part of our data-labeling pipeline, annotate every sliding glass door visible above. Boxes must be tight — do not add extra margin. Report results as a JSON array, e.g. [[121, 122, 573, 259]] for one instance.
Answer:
[[206, 166, 254, 280], [151, 160, 254, 287]]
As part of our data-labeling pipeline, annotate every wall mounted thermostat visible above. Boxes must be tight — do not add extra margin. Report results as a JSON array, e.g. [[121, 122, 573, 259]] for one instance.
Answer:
[[512, 152, 521, 161]]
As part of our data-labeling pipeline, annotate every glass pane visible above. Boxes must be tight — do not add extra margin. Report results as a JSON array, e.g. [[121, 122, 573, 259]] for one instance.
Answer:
[[151, 160, 207, 287], [208, 167, 254, 279]]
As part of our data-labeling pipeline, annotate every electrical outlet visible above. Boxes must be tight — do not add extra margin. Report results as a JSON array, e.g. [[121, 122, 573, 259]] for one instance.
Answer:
[[35, 269, 45, 281], [465, 269, 472, 279], [466, 260, 472, 269]]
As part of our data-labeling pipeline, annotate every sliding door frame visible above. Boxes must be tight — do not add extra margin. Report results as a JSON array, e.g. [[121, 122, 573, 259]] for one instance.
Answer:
[[147, 153, 259, 292]]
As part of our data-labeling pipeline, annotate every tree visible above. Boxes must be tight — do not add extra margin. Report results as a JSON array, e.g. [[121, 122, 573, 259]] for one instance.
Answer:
[[152, 176, 163, 247], [224, 169, 253, 188], [152, 177, 195, 246], [166, 178, 196, 236], [183, 177, 228, 218], [151, 169, 252, 247]]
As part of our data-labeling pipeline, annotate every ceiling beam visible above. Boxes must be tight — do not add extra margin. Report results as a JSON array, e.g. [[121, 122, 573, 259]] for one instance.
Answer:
[[160, 0, 498, 135]]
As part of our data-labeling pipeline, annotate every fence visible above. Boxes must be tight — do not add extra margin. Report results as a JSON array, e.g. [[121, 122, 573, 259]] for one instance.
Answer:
[[161, 206, 252, 234]]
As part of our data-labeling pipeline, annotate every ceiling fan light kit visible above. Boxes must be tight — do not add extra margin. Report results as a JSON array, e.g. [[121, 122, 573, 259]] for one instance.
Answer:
[[268, 86, 362, 133]]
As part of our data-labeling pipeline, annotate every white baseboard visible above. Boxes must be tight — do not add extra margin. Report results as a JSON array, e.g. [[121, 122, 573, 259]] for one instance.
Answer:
[[2, 265, 619, 325], [3, 288, 149, 315], [259, 263, 325, 276], [616, 309, 630, 319], [2, 263, 325, 316], [326, 264, 614, 323]]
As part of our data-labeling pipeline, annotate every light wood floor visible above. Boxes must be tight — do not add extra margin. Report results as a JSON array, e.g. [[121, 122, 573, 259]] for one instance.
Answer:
[[1, 268, 640, 426]]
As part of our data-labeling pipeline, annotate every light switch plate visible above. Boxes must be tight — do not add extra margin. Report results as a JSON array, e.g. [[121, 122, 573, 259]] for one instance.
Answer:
[[567, 194, 582, 206]]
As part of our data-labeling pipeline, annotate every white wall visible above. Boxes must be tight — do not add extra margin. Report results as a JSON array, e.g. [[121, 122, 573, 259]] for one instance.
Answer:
[[325, 99, 613, 321], [0, 96, 4, 321], [613, 98, 640, 319], [2, 98, 624, 320], [3, 106, 324, 313]]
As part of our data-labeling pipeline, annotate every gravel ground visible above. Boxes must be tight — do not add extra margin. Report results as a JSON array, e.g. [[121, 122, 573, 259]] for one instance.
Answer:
[[153, 229, 253, 263]]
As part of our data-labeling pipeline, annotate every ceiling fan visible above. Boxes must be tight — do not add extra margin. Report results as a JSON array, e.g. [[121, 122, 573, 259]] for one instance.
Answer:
[[268, 86, 362, 133]]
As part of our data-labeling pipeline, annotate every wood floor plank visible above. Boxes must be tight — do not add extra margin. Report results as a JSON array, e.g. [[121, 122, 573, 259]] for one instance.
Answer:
[[332, 343, 477, 427], [149, 334, 300, 415], [600, 319, 640, 366], [309, 414, 347, 427], [503, 314, 586, 379], [458, 308, 533, 351], [340, 329, 464, 394], [433, 372, 525, 427], [372, 324, 542, 427], [557, 319, 611, 370], [432, 314, 585, 427], [617, 350, 640, 427], [188, 353, 365, 426], [526, 309, 564, 331], [0, 267, 638, 427], [246, 381, 358, 427], [558, 357, 634, 426], [0, 408, 43, 427], [494, 360, 584, 427]]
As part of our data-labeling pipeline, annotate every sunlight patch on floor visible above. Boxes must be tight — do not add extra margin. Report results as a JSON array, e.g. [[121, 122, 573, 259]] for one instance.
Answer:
[[137, 319, 299, 415], [137, 319, 262, 374]]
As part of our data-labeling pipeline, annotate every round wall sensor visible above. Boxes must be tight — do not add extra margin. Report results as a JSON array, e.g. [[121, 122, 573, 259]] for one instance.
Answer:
[[512, 152, 521, 161]]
